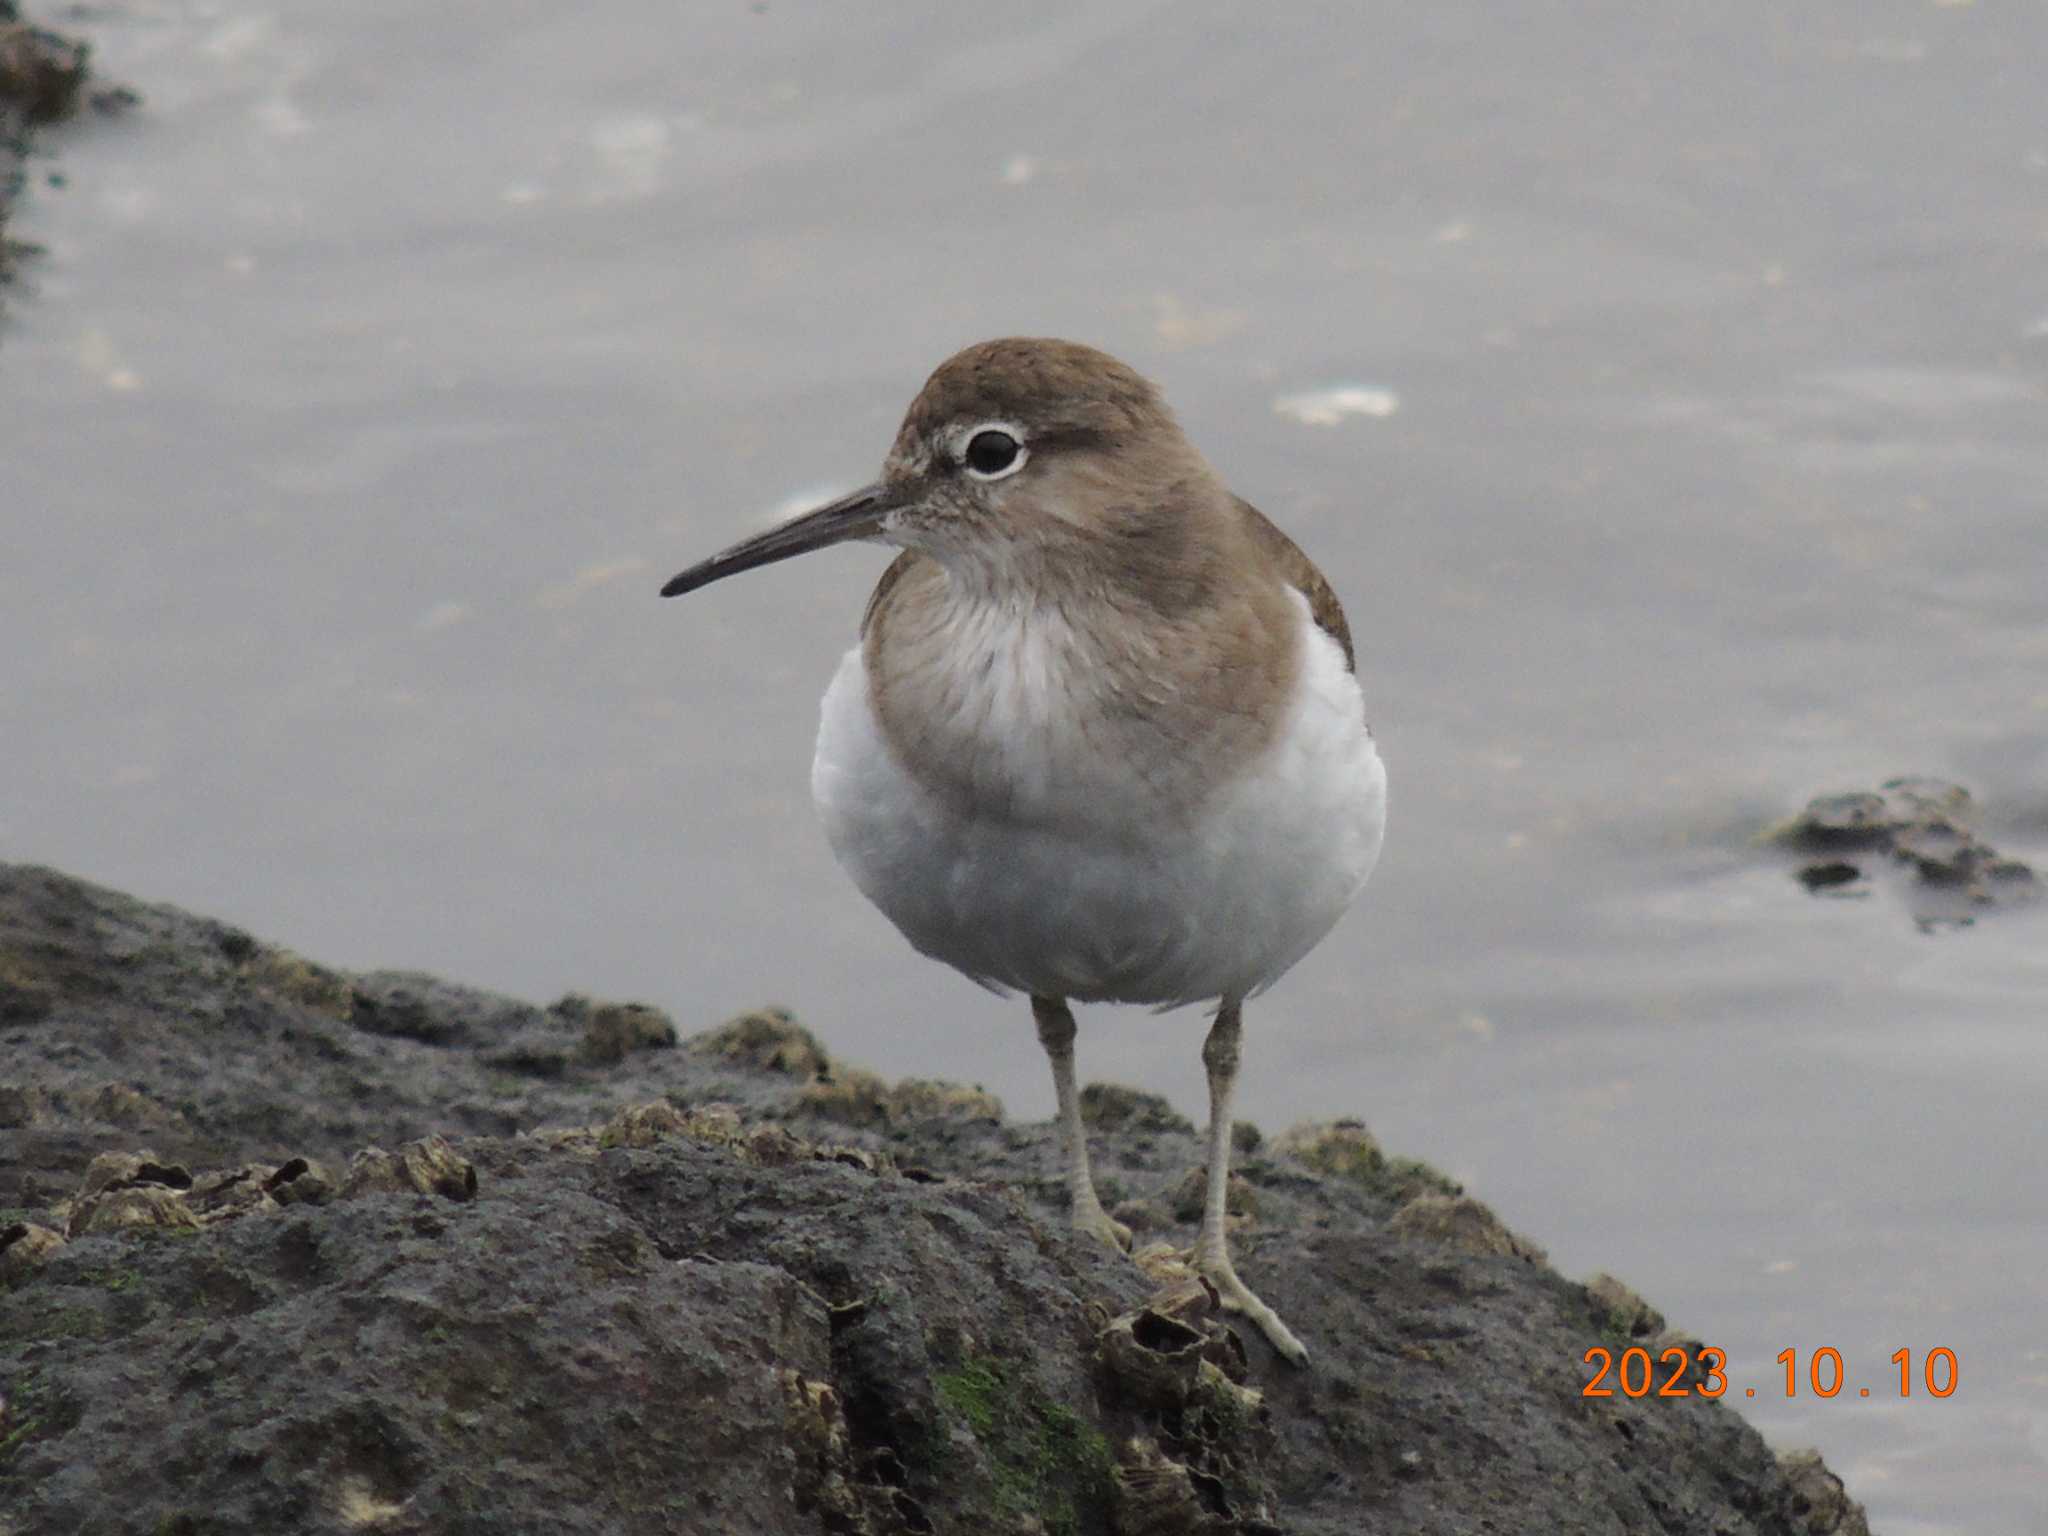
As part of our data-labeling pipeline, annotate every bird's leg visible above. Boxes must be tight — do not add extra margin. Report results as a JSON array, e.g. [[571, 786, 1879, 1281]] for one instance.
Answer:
[[1031, 995, 1132, 1253], [1196, 1003, 1309, 1365]]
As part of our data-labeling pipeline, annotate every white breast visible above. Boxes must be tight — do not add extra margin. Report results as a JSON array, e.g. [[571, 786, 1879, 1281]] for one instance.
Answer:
[[810, 592, 1386, 1008]]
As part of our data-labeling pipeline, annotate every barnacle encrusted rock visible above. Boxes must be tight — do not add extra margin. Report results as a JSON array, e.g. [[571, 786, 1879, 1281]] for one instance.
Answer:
[[0, 860, 1886, 1535], [558, 996, 677, 1063], [1098, 1301, 1261, 1422], [1097, 1276, 1274, 1531], [184, 1164, 286, 1224], [340, 1135, 477, 1201], [1778, 1447, 1873, 1535], [1390, 1192, 1546, 1263], [59, 1151, 198, 1235], [1111, 1436, 1237, 1536], [1274, 1117, 1383, 1179], [686, 1006, 832, 1077], [45, 1138, 477, 1241], [888, 1077, 1005, 1125], [587, 1098, 894, 1176], [72, 1184, 198, 1236], [0, 1221, 65, 1283], [794, 1065, 893, 1126], [1081, 1082, 1195, 1136], [795, 1067, 1004, 1130], [264, 1157, 339, 1206], [781, 1368, 924, 1533], [236, 943, 357, 1017], [596, 1098, 734, 1150], [1586, 1271, 1666, 1338], [1274, 1118, 1461, 1204], [75, 1150, 192, 1201]]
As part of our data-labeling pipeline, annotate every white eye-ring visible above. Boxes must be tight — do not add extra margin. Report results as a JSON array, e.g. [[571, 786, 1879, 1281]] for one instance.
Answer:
[[959, 422, 1028, 481]]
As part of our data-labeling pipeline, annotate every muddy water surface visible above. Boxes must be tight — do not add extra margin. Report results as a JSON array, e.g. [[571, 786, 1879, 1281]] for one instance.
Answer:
[[4, 4, 2045, 1529]]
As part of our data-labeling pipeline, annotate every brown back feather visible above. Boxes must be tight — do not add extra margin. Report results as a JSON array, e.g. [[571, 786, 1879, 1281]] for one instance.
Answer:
[[1232, 497, 1354, 671]]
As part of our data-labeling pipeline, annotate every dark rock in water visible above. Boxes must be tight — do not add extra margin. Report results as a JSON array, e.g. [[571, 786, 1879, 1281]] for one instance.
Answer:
[[0, 861, 1869, 1534], [3, 5, 132, 297], [1795, 861, 1864, 893], [1778, 791, 1897, 851], [1768, 776, 2038, 928], [0, 9, 89, 133]]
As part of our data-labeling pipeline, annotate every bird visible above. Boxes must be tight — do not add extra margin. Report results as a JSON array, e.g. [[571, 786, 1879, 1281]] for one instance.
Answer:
[[661, 338, 1387, 1364]]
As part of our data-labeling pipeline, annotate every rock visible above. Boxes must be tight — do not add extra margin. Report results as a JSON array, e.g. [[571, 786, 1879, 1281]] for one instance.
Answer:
[[1096, 1278, 1274, 1526], [236, 944, 356, 1018], [482, 1033, 576, 1079], [0, 1084, 50, 1127], [1168, 1167, 1258, 1224], [349, 972, 539, 1048], [184, 1164, 283, 1224], [71, 1184, 198, 1236], [1109, 1197, 1170, 1238], [1771, 790, 1895, 850], [1389, 1192, 1546, 1263], [1274, 1117, 1383, 1179], [0, 14, 88, 131], [888, 1077, 1004, 1126], [1274, 1118, 1461, 1205], [796, 1069, 1003, 1131], [597, 1098, 718, 1150], [264, 1157, 338, 1207], [1778, 1447, 1873, 1535], [1080, 1082, 1194, 1136], [686, 1006, 832, 1077], [577, 1000, 677, 1063], [0, 1221, 64, 1283], [339, 1136, 476, 1202], [76, 1151, 192, 1200], [57, 1151, 198, 1235], [1585, 1271, 1666, 1338], [781, 1367, 925, 1532], [83, 1083, 177, 1131], [0, 860, 1875, 1534], [1796, 860, 1862, 892], [794, 1065, 893, 1127], [1111, 1437, 1239, 1535], [1768, 777, 2038, 924]]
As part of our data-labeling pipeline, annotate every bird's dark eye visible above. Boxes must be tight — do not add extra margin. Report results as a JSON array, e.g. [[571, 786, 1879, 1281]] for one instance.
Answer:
[[964, 429, 1022, 477]]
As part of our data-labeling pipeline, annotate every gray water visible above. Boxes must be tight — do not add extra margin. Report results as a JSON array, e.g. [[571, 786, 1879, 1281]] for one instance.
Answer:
[[6, 3, 2046, 1529]]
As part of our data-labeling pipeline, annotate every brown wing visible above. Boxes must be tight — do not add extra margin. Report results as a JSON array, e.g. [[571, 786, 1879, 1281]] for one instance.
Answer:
[[1233, 497, 1354, 671], [860, 549, 936, 639]]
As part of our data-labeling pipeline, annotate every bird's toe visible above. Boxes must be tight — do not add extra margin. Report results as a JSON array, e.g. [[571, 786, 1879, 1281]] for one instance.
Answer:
[[1197, 1250, 1310, 1366], [1075, 1208, 1134, 1255]]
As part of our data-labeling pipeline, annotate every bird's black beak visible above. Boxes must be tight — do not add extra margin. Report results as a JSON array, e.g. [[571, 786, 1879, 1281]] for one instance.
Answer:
[[660, 483, 892, 598]]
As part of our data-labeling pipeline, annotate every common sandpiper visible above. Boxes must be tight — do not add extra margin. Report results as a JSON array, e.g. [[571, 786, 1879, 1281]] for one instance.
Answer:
[[662, 337, 1388, 1363]]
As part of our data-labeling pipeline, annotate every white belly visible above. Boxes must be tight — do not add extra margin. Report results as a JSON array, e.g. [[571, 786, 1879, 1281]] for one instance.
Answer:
[[809, 600, 1387, 1008]]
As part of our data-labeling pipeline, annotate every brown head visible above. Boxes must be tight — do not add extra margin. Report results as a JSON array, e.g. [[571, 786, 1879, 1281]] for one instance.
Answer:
[[659, 337, 1239, 609]]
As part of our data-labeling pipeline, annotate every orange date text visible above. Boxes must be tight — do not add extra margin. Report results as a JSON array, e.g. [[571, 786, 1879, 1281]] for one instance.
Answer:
[[1581, 1345, 1958, 1400]]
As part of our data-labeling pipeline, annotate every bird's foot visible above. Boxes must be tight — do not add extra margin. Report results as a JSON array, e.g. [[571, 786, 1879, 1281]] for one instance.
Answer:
[[1073, 1205, 1134, 1255], [1196, 1244, 1309, 1366]]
